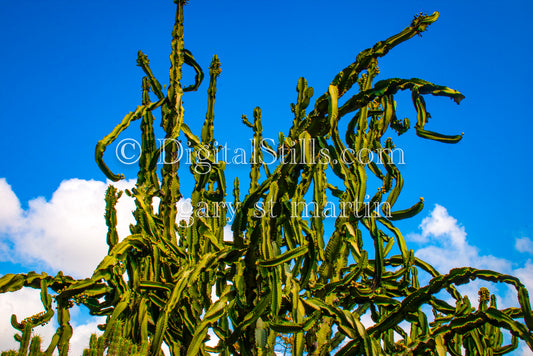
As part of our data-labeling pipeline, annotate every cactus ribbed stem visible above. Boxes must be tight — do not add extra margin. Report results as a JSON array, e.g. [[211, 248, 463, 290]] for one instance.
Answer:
[[0, 3, 532, 356]]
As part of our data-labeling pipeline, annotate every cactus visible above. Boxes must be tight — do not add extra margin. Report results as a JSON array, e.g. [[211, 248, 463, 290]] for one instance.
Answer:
[[81, 321, 150, 356], [0, 322, 47, 356], [1, 1, 532, 355]]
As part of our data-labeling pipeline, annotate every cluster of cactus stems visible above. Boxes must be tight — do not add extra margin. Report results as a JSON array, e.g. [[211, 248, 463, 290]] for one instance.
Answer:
[[81, 321, 150, 356], [1, 1, 532, 355], [0, 321, 150, 356]]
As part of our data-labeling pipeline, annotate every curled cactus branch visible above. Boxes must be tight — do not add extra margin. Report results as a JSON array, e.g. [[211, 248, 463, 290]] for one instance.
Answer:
[[1, 2, 531, 356]]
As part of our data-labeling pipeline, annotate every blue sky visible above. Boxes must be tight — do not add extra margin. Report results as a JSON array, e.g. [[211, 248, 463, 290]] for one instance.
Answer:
[[0, 0, 532, 354]]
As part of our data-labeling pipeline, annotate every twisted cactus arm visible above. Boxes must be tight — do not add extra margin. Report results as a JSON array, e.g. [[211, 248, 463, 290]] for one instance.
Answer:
[[1, 3, 532, 356]]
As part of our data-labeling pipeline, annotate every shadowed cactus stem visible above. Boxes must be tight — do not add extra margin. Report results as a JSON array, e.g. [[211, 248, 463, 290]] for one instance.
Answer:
[[1, 2, 532, 355]]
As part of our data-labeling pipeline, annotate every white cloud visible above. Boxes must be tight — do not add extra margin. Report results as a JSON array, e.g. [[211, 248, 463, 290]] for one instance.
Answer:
[[0, 287, 57, 352], [0, 179, 22, 234], [419, 204, 466, 248], [0, 286, 108, 355], [0, 178, 193, 279], [514, 259, 533, 292], [206, 328, 219, 349], [223, 225, 233, 242], [162, 342, 170, 356], [359, 311, 374, 329], [0, 178, 136, 352], [68, 317, 106, 355], [0, 178, 137, 278], [519, 344, 533, 355], [409, 204, 533, 310], [409, 204, 512, 274], [176, 198, 193, 226], [0, 178, 199, 354], [516, 237, 533, 254], [407, 205, 533, 354]]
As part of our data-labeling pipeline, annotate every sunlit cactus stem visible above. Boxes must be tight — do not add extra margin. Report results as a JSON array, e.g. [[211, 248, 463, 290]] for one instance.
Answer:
[[0, 1, 532, 356]]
